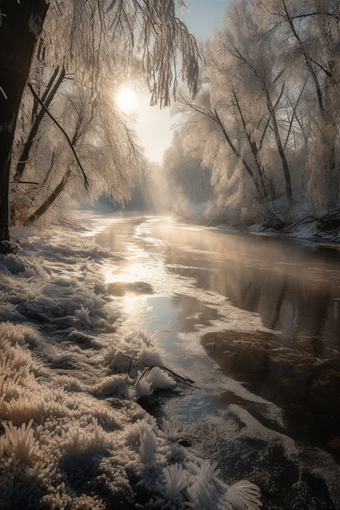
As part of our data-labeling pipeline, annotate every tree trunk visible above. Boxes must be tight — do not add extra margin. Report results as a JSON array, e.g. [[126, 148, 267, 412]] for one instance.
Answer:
[[0, 0, 49, 242]]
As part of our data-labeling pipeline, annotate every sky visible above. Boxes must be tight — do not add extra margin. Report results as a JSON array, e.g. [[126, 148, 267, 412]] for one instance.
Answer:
[[135, 1, 230, 164]]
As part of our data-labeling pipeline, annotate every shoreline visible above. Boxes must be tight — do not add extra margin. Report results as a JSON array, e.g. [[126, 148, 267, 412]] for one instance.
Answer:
[[0, 222, 262, 509]]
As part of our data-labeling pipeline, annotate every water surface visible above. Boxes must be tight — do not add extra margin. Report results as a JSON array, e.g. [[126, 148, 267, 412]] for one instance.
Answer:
[[81, 211, 340, 509]]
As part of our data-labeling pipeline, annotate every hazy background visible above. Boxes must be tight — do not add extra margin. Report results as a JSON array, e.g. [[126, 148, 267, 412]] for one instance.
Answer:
[[136, 0, 230, 163]]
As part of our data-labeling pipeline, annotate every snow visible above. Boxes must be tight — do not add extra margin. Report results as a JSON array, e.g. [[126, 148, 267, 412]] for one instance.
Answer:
[[0, 223, 262, 509]]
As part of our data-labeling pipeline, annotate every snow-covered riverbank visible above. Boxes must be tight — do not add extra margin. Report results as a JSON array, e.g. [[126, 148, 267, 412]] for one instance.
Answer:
[[0, 224, 261, 509]]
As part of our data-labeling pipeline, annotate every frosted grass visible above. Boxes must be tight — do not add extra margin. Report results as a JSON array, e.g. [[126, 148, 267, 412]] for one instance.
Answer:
[[0, 226, 261, 508]]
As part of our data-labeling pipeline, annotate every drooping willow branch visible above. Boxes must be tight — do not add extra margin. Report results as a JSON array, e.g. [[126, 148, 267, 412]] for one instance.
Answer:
[[27, 83, 89, 190]]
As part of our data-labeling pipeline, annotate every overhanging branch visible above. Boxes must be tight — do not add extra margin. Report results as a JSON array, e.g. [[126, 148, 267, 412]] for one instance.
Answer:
[[27, 83, 89, 190]]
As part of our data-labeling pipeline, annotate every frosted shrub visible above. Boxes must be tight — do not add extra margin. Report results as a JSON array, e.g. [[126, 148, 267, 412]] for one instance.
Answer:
[[75, 304, 91, 325], [125, 418, 158, 445], [123, 330, 153, 353], [0, 367, 34, 402], [1, 342, 32, 372], [187, 477, 221, 510], [224, 481, 262, 510], [0, 322, 40, 347], [1, 394, 46, 422], [92, 375, 128, 398], [61, 427, 86, 456], [162, 417, 179, 442], [140, 427, 157, 464], [0, 420, 40, 467], [199, 459, 220, 483], [139, 347, 164, 368], [61, 419, 112, 457], [186, 461, 262, 510], [165, 463, 187, 500], [145, 367, 176, 391], [136, 373, 153, 398]]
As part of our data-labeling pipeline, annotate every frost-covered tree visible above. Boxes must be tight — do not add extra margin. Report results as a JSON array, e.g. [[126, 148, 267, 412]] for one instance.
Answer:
[[253, 0, 340, 207], [0, 0, 199, 244], [168, 0, 340, 227], [205, 0, 296, 203], [10, 62, 144, 225], [163, 130, 213, 205]]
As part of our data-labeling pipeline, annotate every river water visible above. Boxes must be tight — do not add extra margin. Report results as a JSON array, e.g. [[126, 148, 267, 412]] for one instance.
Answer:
[[81, 211, 340, 510]]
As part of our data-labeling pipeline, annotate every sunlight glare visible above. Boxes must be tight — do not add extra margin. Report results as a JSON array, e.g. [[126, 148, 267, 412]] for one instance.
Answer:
[[123, 293, 139, 313], [115, 87, 140, 114]]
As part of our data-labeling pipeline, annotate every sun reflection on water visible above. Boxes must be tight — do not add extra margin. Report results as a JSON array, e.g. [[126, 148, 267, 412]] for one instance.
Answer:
[[123, 293, 139, 313]]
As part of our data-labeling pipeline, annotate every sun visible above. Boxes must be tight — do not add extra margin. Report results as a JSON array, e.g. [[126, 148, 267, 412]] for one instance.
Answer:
[[115, 86, 140, 114]]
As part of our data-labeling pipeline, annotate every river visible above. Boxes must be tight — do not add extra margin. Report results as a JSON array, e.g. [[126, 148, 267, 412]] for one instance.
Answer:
[[80, 210, 340, 510]]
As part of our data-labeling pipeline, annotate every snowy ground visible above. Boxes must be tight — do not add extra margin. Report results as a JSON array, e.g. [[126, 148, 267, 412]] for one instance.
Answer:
[[0, 223, 262, 509]]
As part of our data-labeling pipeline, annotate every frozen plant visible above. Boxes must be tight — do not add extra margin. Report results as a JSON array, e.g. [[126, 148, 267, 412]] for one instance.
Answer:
[[0, 322, 40, 347], [140, 427, 157, 465], [92, 375, 128, 397], [139, 347, 163, 367], [75, 305, 91, 325], [165, 463, 187, 500], [62, 426, 84, 456], [223, 480, 262, 510], [187, 476, 222, 510], [0, 419, 40, 466], [125, 418, 157, 445], [1, 393, 46, 422], [145, 367, 176, 391], [136, 377, 153, 399], [199, 459, 220, 483], [162, 417, 179, 442]]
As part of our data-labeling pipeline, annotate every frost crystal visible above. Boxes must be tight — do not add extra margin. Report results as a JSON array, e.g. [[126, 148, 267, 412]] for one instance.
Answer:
[[162, 417, 179, 441], [1, 419, 40, 466], [165, 463, 187, 500], [224, 480, 262, 510], [145, 367, 176, 391], [140, 428, 157, 464]]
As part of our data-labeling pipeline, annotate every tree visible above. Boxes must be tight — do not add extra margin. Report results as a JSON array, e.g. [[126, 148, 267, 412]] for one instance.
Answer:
[[0, 0, 199, 244], [168, 0, 340, 227], [0, 0, 49, 244], [163, 130, 213, 205], [253, 0, 340, 207]]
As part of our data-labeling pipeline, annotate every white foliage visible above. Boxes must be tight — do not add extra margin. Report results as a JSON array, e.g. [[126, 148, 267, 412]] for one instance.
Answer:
[[0, 394, 46, 422], [135, 376, 153, 399], [140, 427, 157, 465], [162, 417, 179, 442], [0, 420, 40, 466], [145, 367, 176, 391], [199, 459, 220, 483], [187, 477, 222, 510], [165, 463, 187, 500], [139, 346, 164, 367], [61, 418, 108, 456], [125, 417, 157, 445], [224, 480, 262, 510], [75, 304, 91, 325], [92, 375, 127, 397], [0, 321, 40, 347]]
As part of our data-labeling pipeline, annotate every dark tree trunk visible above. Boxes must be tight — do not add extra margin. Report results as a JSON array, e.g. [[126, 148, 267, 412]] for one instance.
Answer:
[[0, 0, 49, 241]]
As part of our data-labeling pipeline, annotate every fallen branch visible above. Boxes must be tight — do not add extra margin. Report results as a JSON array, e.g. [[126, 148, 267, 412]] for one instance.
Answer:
[[278, 215, 316, 235], [163, 365, 195, 384]]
